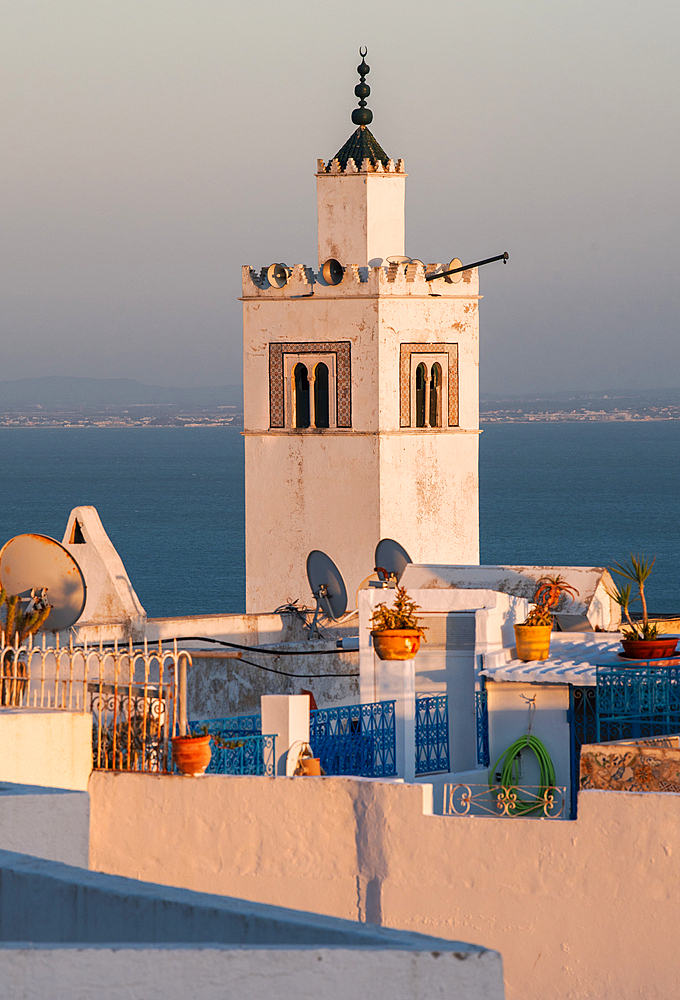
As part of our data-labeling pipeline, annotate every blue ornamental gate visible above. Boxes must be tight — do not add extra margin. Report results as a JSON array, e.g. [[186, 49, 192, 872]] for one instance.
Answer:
[[415, 695, 450, 774], [309, 701, 396, 777]]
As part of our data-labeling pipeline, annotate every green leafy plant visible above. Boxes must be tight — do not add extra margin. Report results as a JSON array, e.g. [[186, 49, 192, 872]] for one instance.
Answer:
[[188, 724, 243, 750], [370, 586, 426, 635], [0, 587, 51, 645], [521, 604, 554, 627], [519, 579, 562, 628], [0, 587, 51, 707], [534, 574, 580, 611], [607, 553, 659, 640]]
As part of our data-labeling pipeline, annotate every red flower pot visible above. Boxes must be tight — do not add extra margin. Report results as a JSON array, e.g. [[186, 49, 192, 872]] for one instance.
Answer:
[[171, 734, 212, 776], [620, 637, 679, 660]]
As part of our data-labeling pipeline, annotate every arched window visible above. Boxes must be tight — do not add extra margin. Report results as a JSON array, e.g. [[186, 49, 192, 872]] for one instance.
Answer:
[[313, 362, 330, 428], [415, 363, 427, 427], [282, 351, 339, 430], [429, 362, 442, 428], [406, 348, 453, 429], [293, 363, 310, 428]]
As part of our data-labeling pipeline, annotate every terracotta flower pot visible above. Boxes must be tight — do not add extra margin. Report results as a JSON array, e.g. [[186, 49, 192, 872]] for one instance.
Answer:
[[620, 637, 679, 660], [514, 624, 552, 662], [371, 629, 422, 661], [297, 757, 322, 776], [171, 734, 212, 776]]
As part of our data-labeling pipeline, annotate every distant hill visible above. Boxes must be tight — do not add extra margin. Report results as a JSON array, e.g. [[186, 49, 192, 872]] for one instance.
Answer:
[[0, 377, 243, 411], [481, 387, 680, 407]]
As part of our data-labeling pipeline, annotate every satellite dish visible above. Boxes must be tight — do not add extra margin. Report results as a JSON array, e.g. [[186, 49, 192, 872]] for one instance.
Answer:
[[374, 538, 412, 584], [306, 550, 348, 638], [321, 258, 344, 285], [445, 258, 464, 284], [386, 256, 412, 265], [0, 534, 86, 631], [266, 263, 290, 288]]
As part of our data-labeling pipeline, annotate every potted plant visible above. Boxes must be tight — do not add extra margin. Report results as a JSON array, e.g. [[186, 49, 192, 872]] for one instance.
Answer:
[[608, 554, 678, 660], [171, 725, 213, 776], [0, 587, 51, 706], [369, 585, 426, 660], [513, 574, 579, 662], [514, 603, 554, 662]]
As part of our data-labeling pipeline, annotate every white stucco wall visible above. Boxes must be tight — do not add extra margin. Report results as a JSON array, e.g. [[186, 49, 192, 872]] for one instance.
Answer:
[[0, 784, 88, 867], [486, 680, 572, 815], [61, 506, 147, 641], [89, 771, 680, 1000], [316, 170, 406, 266], [0, 711, 92, 791], [0, 946, 503, 1000]]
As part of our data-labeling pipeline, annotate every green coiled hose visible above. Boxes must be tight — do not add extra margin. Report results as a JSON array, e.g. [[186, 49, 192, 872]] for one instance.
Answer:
[[488, 735, 556, 815]]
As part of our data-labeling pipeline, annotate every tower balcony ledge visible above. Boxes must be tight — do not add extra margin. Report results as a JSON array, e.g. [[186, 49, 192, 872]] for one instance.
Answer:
[[241, 263, 480, 299]]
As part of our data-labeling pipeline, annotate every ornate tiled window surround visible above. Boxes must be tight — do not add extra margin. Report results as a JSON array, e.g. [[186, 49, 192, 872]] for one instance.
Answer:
[[399, 343, 459, 428], [269, 341, 352, 428]]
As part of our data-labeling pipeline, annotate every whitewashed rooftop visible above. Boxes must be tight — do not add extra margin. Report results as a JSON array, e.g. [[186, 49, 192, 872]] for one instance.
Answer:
[[482, 633, 624, 686]]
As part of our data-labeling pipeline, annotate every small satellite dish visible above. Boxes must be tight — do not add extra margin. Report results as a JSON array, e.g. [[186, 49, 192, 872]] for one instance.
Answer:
[[374, 538, 412, 584], [0, 534, 87, 631], [409, 259, 424, 269], [445, 258, 464, 284], [266, 263, 290, 288], [306, 550, 348, 638], [321, 258, 344, 285], [386, 256, 412, 265]]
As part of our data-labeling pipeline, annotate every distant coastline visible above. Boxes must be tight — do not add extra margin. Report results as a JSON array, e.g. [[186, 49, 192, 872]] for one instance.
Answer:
[[481, 412, 680, 423], [0, 414, 243, 429], [481, 388, 680, 423]]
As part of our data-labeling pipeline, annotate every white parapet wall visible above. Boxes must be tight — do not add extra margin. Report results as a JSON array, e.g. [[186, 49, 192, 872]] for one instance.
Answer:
[[0, 849, 503, 1000], [0, 946, 503, 1000], [0, 711, 92, 791], [0, 783, 88, 867], [89, 771, 680, 1000]]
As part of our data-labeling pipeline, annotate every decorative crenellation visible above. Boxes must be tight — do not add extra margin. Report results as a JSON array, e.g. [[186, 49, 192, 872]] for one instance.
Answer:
[[242, 262, 479, 296], [316, 156, 405, 175]]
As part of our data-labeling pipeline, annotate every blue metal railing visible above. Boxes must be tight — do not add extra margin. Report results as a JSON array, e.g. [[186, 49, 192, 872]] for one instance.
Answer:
[[475, 684, 490, 768], [309, 700, 396, 777], [187, 716, 274, 776], [415, 694, 450, 774], [568, 685, 597, 819], [191, 714, 262, 737], [596, 665, 680, 743]]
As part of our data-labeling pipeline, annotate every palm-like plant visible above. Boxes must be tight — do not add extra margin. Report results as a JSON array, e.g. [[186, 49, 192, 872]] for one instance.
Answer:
[[370, 586, 426, 635], [608, 554, 658, 640]]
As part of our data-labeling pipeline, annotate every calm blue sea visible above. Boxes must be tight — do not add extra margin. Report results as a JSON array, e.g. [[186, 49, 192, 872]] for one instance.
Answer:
[[0, 422, 678, 618]]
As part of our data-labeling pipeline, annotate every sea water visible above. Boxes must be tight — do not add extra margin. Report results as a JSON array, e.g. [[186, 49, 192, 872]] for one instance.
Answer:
[[0, 422, 678, 618]]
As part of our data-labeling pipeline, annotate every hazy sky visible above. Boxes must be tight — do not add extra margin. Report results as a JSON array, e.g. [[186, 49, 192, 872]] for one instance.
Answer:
[[0, 1, 678, 393]]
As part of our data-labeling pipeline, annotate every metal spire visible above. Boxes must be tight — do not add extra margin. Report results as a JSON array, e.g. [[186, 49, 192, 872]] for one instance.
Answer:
[[352, 47, 373, 127]]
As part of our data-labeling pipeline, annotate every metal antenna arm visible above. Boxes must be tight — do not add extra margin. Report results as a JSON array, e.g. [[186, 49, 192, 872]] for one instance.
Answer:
[[425, 252, 509, 282]]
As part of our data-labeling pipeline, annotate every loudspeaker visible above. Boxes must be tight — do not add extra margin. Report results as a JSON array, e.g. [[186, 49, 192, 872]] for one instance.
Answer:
[[321, 258, 344, 285], [267, 263, 290, 288], [445, 258, 463, 284]]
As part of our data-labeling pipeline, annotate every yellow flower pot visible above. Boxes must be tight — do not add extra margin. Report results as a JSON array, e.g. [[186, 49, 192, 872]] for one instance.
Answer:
[[371, 629, 422, 661], [514, 624, 552, 662]]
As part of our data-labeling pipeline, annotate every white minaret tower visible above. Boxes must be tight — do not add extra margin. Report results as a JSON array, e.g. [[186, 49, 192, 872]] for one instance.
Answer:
[[242, 51, 480, 613]]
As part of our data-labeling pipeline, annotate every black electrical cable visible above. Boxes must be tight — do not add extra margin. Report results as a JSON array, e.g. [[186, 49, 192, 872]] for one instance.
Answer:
[[88, 636, 359, 678], [236, 656, 358, 679], [95, 636, 350, 656]]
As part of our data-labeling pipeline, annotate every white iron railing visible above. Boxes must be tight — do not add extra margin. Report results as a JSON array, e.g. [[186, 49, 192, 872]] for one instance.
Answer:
[[0, 634, 191, 772]]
